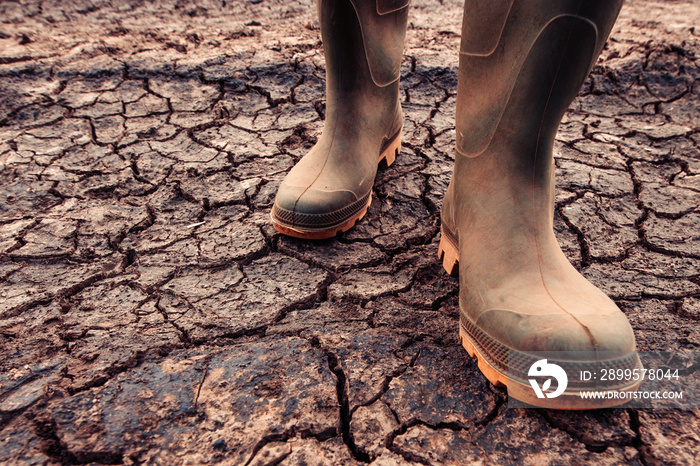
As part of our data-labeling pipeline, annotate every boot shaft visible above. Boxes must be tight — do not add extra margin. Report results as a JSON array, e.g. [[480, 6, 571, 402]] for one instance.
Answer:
[[318, 0, 408, 132], [316, 0, 409, 87], [319, 0, 409, 87], [443, 0, 624, 259], [456, 0, 623, 164]]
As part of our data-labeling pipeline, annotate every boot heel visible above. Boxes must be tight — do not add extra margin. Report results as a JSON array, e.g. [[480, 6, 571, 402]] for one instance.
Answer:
[[378, 130, 401, 167], [438, 226, 459, 276]]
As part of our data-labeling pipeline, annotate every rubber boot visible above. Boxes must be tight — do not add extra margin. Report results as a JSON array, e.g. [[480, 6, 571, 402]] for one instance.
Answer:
[[271, 0, 409, 239], [438, 0, 642, 409]]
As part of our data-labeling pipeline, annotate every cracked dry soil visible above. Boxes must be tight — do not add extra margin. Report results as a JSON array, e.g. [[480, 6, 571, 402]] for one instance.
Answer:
[[0, 0, 699, 464]]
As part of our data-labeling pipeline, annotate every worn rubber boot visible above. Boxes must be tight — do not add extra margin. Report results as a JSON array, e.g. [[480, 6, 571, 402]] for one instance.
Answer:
[[439, 0, 642, 409], [271, 0, 408, 239]]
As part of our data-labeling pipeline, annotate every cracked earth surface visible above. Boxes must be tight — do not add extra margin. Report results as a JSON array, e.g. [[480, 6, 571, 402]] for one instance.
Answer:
[[0, 0, 699, 464]]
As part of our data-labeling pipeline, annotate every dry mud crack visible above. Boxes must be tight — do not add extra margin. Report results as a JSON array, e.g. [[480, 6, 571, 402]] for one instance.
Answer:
[[1, 0, 699, 464]]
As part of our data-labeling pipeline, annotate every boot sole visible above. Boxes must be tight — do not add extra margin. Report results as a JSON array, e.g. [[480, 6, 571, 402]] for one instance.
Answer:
[[438, 225, 643, 409], [271, 130, 401, 240]]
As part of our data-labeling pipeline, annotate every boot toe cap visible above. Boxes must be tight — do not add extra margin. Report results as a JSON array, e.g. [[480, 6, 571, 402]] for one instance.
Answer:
[[272, 182, 370, 231], [474, 308, 636, 354]]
